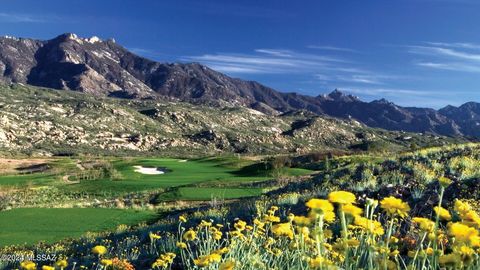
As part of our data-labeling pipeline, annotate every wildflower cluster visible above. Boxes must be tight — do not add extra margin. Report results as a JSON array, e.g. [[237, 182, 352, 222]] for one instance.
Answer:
[[15, 175, 480, 270], [160, 179, 480, 269]]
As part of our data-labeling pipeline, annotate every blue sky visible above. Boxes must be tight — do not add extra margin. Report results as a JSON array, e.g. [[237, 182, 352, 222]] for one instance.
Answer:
[[1, 0, 479, 108]]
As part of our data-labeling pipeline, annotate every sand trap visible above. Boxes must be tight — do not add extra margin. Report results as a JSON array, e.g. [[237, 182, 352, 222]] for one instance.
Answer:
[[133, 166, 166, 175], [178, 160, 188, 162]]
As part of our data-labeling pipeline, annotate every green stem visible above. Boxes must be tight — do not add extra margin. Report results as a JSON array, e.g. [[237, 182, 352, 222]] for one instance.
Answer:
[[384, 218, 395, 270], [340, 206, 350, 268], [315, 213, 325, 270], [432, 186, 445, 267], [412, 232, 428, 268]]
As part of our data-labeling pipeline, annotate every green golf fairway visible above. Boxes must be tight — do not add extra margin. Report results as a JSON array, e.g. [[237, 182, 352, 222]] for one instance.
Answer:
[[0, 173, 58, 186], [0, 208, 156, 247], [63, 158, 311, 195]]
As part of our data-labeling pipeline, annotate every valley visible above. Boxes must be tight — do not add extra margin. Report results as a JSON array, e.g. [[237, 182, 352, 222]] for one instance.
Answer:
[[0, 30, 479, 270]]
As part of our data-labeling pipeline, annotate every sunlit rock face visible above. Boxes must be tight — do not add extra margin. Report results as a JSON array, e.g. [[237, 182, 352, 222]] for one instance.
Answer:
[[0, 33, 476, 137]]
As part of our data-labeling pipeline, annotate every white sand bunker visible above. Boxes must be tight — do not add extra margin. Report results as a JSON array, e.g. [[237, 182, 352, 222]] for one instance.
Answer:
[[133, 166, 166, 175], [178, 160, 188, 162]]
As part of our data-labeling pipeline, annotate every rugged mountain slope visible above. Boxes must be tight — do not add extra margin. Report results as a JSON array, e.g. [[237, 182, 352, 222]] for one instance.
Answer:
[[0, 84, 456, 156], [0, 33, 477, 137], [314, 91, 462, 136], [439, 103, 480, 137], [0, 33, 300, 110]]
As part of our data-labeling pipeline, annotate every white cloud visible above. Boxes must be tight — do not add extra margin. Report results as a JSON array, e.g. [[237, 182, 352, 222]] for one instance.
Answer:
[[183, 49, 351, 75], [410, 45, 480, 61], [254, 49, 293, 57], [307, 45, 357, 53], [425, 42, 480, 50], [0, 13, 46, 23], [183, 48, 393, 85], [338, 87, 432, 97], [416, 62, 480, 72], [409, 42, 480, 73], [315, 73, 401, 85], [336, 87, 463, 108]]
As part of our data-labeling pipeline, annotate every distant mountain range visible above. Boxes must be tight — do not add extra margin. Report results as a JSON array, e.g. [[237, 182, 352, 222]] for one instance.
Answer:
[[0, 33, 478, 137]]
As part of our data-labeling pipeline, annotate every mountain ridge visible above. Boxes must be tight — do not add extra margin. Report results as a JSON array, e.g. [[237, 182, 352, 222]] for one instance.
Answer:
[[0, 33, 478, 137]]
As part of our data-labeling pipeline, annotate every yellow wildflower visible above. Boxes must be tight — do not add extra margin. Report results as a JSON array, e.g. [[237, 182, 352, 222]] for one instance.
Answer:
[[55, 259, 68, 268], [380, 196, 410, 218], [306, 199, 334, 213], [455, 200, 480, 228], [91, 245, 108, 255], [272, 223, 294, 239], [307, 256, 334, 268], [213, 230, 223, 240], [253, 218, 265, 228], [457, 245, 475, 263], [308, 209, 335, 223], [159, 253, 176, 263], [412, 217, 435, 232], [328, 191, 356, 205], [448, 222, 479, 244], [455, 200, 472, 217], [100, 259, 113, 266], [200, 220, 213, 227], [152, 259, 167, 268], [213, 247, 229, 255], [347, 238, 360, 247], [183, 229, 197, 241], [234, 220, 247, 231], [343, 203, 363, 216], [176, 241, 187, 249], [179, 215, 187, 222], [264, 215, 280, 223], [354, 216, 385, 235], [434, 206, 452, 221], [20, 261, 36, 270], [219, 260, 236, 270], [439, 176, 452, 188], [149, 232, 161, 240], [193, 253, 222, 267], [230, 230, 244, 238]]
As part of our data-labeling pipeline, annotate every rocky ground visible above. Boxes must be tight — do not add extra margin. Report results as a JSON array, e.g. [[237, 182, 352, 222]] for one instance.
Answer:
[[0, 84, 463, 156]]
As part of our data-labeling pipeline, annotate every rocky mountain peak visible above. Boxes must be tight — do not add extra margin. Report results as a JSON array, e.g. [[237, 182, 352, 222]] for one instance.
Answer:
[[0, 33, 479, 138], [324, 89, 360, 102], [52, 33, 104, 44], [328, 89, 345, 99], [371, 98, 394, 106]]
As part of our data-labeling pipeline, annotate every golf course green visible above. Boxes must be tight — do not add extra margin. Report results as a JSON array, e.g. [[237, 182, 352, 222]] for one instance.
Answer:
[[0, 208, 156, 246], [0, 156, 313, 246], [0, 157, 312, 199]]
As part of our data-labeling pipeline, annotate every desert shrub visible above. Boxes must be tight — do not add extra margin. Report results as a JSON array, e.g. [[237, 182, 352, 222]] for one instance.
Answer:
[[413, 163, 438, 184], [448, 156, 480, 180]]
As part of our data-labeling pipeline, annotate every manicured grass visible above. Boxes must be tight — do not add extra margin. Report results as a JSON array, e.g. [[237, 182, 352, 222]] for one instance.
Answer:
[[156, 187, 264, 201], [0, 157, 313, 201], [65, 158, 311, 195], [0, 208, 156, 247], [0, 173, 58, 187]]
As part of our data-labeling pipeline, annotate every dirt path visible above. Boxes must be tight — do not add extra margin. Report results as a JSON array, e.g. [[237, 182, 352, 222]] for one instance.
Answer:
[[61, 159, 83, 184], [62, 174, 80, 184]]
